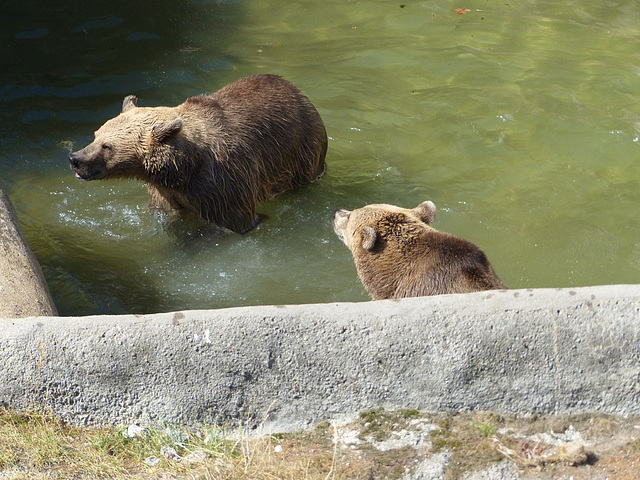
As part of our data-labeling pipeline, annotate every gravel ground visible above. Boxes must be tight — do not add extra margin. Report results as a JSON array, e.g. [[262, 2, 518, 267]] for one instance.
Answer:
[[324, 410, 640, 480]]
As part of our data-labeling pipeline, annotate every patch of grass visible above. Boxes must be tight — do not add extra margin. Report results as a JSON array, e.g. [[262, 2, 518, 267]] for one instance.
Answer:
[[430, 416, 461, 452], [0, 408, 344, 479], [398, 408, 422, 419], [369, 445, 420, 479], [357, 407, 427, 443], [0, 409, 82, 471], [428, 413, 507, 479], [474, 423, 496, 437], [3, 408, 640, 480], [629, 438, 640, 451]]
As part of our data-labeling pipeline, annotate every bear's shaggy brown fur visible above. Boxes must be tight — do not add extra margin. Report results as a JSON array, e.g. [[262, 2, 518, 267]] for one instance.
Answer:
[[69, 74, 328, 233], [333, 201, 506, 299]]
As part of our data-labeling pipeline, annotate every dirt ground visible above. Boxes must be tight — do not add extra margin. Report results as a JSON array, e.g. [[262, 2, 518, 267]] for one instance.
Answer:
[[289, 409, 640, 479], [1, 408, 640, 479]]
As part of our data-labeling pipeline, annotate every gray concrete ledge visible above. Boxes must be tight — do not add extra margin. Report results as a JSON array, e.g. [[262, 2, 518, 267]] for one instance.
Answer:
[[0, 186, 57, 318], [1, 284, 639, 429]]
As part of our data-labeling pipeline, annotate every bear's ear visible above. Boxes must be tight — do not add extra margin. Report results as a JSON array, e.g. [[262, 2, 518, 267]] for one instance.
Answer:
[[361, 226, 377, 251], [122, 95, 138, 112], [152, 118, 183, 142], [413, 201, 436, 224]]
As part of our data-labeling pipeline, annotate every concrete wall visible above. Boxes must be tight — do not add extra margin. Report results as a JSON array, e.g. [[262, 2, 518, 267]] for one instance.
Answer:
[[0, 186, 57, 318], [2, 284, 639, 429]]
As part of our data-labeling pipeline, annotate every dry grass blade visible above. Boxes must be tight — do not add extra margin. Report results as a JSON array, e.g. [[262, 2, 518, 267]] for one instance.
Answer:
[[493, 437, 539, 468], [324, 424, 338, 480]]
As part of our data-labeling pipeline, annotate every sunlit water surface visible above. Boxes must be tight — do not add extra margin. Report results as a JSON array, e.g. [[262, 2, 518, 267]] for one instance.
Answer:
[[2, 1, 640, 315]]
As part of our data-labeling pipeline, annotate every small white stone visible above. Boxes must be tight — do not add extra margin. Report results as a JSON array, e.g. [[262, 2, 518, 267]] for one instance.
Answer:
[[274, 445, 283, 453], [123, 424, 147, 439], [184, 450, 208, 464], [161, 446, 182, 462]]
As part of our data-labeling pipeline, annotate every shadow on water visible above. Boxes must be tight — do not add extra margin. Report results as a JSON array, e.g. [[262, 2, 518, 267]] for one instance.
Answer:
[[0, 0, 245, 315], [44, 248, 170, 316], [0, 0, 243, 165], [35, 211, 230, 316]]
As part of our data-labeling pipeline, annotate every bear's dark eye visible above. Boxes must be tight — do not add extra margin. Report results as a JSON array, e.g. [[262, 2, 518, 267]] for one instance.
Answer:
[[102, 144, 113, 152]]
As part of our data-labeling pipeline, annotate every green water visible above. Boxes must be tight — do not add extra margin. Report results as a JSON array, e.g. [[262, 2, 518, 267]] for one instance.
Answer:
[[2, 0, 639, 315]]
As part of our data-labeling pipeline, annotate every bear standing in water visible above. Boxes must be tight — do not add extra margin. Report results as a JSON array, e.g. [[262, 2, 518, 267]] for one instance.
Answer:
[[333, 201, 506, 299], [69, 74, 328, 233]]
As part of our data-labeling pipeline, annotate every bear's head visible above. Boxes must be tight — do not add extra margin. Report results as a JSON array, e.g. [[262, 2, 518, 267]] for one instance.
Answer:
[[333, 201, 437, 253], [69, 95, 183, 182]]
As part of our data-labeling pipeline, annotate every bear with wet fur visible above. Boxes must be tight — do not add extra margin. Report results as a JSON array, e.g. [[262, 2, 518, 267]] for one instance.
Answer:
[[69, 74, 328, 233], [333, 201, 505, 299]]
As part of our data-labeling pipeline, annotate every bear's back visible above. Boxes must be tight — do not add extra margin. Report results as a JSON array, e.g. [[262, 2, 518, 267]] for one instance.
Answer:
[[410, 228, 506, 295], [208, 75, 317, 120]]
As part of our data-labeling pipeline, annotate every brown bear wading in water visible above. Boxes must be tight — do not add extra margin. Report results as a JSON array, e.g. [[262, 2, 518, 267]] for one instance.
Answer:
[[69, 74, 328, 233], [333, 201, 506, 299]]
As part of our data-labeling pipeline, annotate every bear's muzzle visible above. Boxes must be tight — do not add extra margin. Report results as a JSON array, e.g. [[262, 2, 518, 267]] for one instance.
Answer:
[[69, 149, 104, 181]]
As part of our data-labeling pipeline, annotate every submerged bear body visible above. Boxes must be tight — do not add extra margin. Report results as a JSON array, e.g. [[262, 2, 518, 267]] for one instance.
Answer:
[[333, 201, 505, 299], [69, 74, 328, 233]]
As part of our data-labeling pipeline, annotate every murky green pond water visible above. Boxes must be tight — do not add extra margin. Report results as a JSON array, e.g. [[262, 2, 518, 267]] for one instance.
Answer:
[[2, 1, 639, 315]]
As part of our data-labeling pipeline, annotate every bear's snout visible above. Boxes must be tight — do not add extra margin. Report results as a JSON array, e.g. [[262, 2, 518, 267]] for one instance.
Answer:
[[332, 209, 350, 229], [333, 209, 350, 220], [69, 151, 88, 180], [332, 209, 351, 244], [69, 152, 80, 169], [69, 146, 105, 181]]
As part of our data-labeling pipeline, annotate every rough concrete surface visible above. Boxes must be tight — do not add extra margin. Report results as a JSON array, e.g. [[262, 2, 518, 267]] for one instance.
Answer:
[[0, 185, 57, 318], [1, 284, 639, 430]]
